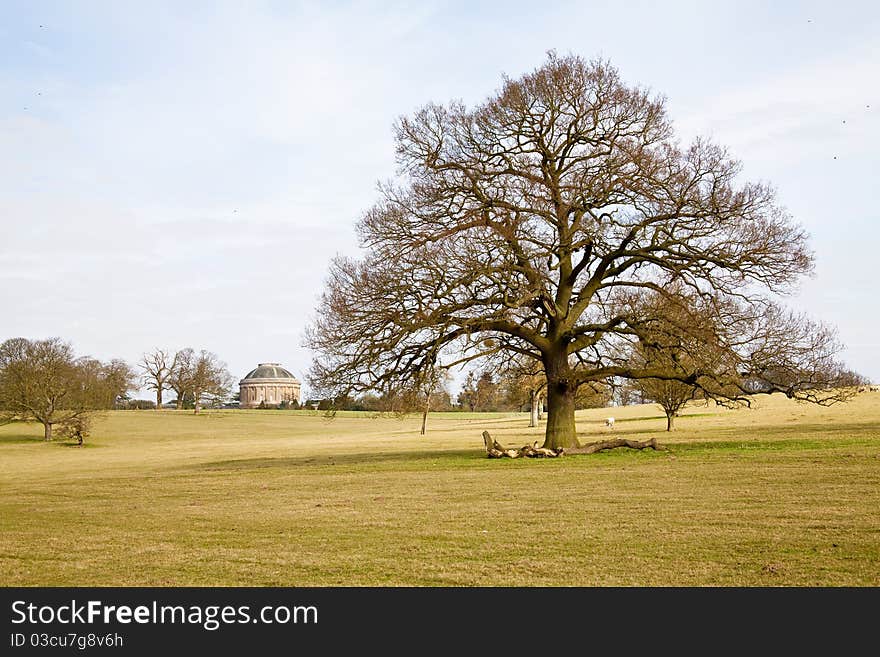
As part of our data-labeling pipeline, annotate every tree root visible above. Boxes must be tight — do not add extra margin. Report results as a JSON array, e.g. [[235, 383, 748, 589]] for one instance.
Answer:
[[482, 431, 665, 458]]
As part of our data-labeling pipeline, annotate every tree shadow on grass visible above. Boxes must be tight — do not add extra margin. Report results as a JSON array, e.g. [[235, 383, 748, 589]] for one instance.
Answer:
[[0, 433, 46, 445], [650, 421, 880, 455], [704, 420, 876, 439], [190, 437, 679, 472], [57, 441, 100, 449], [180, 418, 879, 473], [671, 438, 840, 454], [0, 433, 102, 447], [190, 448, 484, 472]]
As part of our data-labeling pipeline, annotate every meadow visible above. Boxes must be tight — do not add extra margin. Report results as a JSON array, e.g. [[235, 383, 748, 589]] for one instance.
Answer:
[[1, 392, 878, 586]]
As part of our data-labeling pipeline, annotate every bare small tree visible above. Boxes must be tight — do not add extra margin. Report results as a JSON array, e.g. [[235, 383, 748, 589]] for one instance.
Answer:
[[637, 379, 696, 431], [411, 366, 450, 435], [139, 349, 177, 410], [357, 366, 451, 433], [306, 53, 859, 450], [625, 289, 734, 431]]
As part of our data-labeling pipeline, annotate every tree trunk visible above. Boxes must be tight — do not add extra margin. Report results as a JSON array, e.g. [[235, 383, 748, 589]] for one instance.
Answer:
[[156, 389, 163, 410], [666, 412, 675, 431], [537, 394, 544, 420], [542, 349, 579, 449], [566, 436, 664, 454], [43, 422, 52, 441], [529, 390, 539, 428], [420, 407, 428, 435], [194, 398, 201, 415]]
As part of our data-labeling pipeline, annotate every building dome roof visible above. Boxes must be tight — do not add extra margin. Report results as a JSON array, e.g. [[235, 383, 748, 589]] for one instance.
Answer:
[[241, 362, 299, 381]]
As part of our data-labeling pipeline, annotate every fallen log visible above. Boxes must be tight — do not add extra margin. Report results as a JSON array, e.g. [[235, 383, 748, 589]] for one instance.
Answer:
[[482, 431, 563, 458], [482, 431, 664, 458], [565, 436, 665, 454]]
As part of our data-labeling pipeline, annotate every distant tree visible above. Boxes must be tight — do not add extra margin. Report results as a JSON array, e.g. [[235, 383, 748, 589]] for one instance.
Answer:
[[614, 379, 645, 407], [354, 393, 384, 412], [188, 350, 233, 414], [627, 289, 743, 431], [456, 371, 479, 411], [575, 380, 612, 410], [0, 337, 132, 441], [126, 399, 157, 410], [311, 394, 347, 411], [456, 369, 502, 412], [496, 357, 547, 427], [139, 349, 177, 411], [167, 348, 195, 410], [497, 355, 608, 423], [475, 371, 501, 411], [79, 357, 137, 409], [279, 389, 300, 408], [638, 379, 695, 431], [405, 366, 450, 435]]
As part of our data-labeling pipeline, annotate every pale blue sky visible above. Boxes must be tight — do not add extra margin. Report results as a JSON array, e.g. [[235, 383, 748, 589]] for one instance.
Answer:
[[1, 0, 878, 395]]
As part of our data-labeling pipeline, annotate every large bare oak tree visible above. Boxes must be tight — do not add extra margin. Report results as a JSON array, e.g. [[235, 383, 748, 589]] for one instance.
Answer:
[[307, 53, 856, 449]]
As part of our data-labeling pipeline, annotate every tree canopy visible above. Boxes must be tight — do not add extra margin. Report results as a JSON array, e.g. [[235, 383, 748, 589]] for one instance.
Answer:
[[0, 337, 135, 441], [164, 348, 232, 413], [306, 53, 858, 449]]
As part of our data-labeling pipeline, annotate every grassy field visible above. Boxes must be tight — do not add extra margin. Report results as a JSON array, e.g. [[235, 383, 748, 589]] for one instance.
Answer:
[[1, 392, 879, 586]]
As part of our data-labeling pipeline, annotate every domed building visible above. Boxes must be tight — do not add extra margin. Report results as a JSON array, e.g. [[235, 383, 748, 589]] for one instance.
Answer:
[[239, 363, 301, 408]]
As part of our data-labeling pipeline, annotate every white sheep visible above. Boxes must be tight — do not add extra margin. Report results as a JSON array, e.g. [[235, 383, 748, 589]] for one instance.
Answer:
[[605, 417, 615, 429]]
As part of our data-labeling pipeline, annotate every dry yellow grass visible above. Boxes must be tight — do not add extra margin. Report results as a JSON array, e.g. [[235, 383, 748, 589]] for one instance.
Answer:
[[1, 392, 878, 586]]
